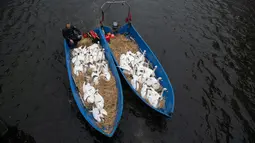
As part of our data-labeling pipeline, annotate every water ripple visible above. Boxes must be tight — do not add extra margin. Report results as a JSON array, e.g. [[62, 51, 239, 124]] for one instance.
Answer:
[[0, 0, 255, 142]]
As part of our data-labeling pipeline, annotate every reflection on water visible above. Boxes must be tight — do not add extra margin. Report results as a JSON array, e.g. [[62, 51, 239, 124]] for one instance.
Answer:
[[0, 117, 36, 143], [1, 127, 36, 143], [0, 0, 255, 142]]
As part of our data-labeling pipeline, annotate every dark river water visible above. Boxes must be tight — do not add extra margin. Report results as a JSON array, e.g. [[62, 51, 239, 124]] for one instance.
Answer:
[[1, 0, 255, 142]]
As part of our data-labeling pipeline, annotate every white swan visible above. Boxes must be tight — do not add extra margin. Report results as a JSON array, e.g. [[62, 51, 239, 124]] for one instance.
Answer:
[[94, 91, 104, 109], [143, 66, 157, 78], [131, 75, 139, 90], [146, 87, 161, 108], [91, 72, 100, 85], [100, 108, 107, 116], [83, 83, 96, 102], [91, 107, 102, 122], [141, 84, 148, 98], [145, 77, 162, 90], [71, 43, 114, 122], [119, 50, 167, 108]]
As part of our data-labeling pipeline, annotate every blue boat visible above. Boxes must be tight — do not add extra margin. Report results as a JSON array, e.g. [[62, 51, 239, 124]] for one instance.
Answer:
[[98, 1, 175, 118], [63, 29, 123, 137]]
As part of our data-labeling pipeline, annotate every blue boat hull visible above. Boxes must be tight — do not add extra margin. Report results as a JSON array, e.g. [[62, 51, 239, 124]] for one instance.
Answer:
[[98, 24, 175, 117], [63, 29, 123, 137]]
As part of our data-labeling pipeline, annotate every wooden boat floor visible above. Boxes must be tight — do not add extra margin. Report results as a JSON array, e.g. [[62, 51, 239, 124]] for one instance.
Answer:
[[71, 41, 118, 134], [109, 34, 165, 109]]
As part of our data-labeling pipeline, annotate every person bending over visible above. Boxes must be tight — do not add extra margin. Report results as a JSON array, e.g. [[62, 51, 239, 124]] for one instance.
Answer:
[[62, 23, 82, 47]]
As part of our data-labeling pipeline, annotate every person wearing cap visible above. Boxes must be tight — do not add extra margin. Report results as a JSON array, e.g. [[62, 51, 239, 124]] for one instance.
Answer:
[[62, 24, 82, 47]]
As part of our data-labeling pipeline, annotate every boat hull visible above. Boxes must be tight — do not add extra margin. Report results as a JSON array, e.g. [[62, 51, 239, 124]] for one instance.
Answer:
[[63, 29, 123, 137], [99, 24, 175, 117]]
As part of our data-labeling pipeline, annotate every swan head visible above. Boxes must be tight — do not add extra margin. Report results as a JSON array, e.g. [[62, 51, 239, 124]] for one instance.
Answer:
[[162, 88, 167, 91], [86, 94, 95, 103], [160, 88, 167, 96], [91, 107, 101, 122]]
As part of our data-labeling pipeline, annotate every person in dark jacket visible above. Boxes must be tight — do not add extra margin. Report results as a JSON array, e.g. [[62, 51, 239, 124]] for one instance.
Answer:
[[62, 24, 82, 47]]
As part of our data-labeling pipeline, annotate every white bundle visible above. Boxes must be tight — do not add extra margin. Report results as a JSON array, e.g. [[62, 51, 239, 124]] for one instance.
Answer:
[[71, 43, 110, 83], [83, 83, 107, 122], [71, 43, 111, 122], [119, 50, 167, 108]]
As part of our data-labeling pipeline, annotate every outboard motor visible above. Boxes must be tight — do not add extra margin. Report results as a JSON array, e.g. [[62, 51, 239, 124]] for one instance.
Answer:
[[112, 21, 119, 33]]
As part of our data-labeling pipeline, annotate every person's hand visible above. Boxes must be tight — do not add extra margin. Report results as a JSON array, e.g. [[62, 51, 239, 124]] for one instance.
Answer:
[[70, 39, 74, 43]]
